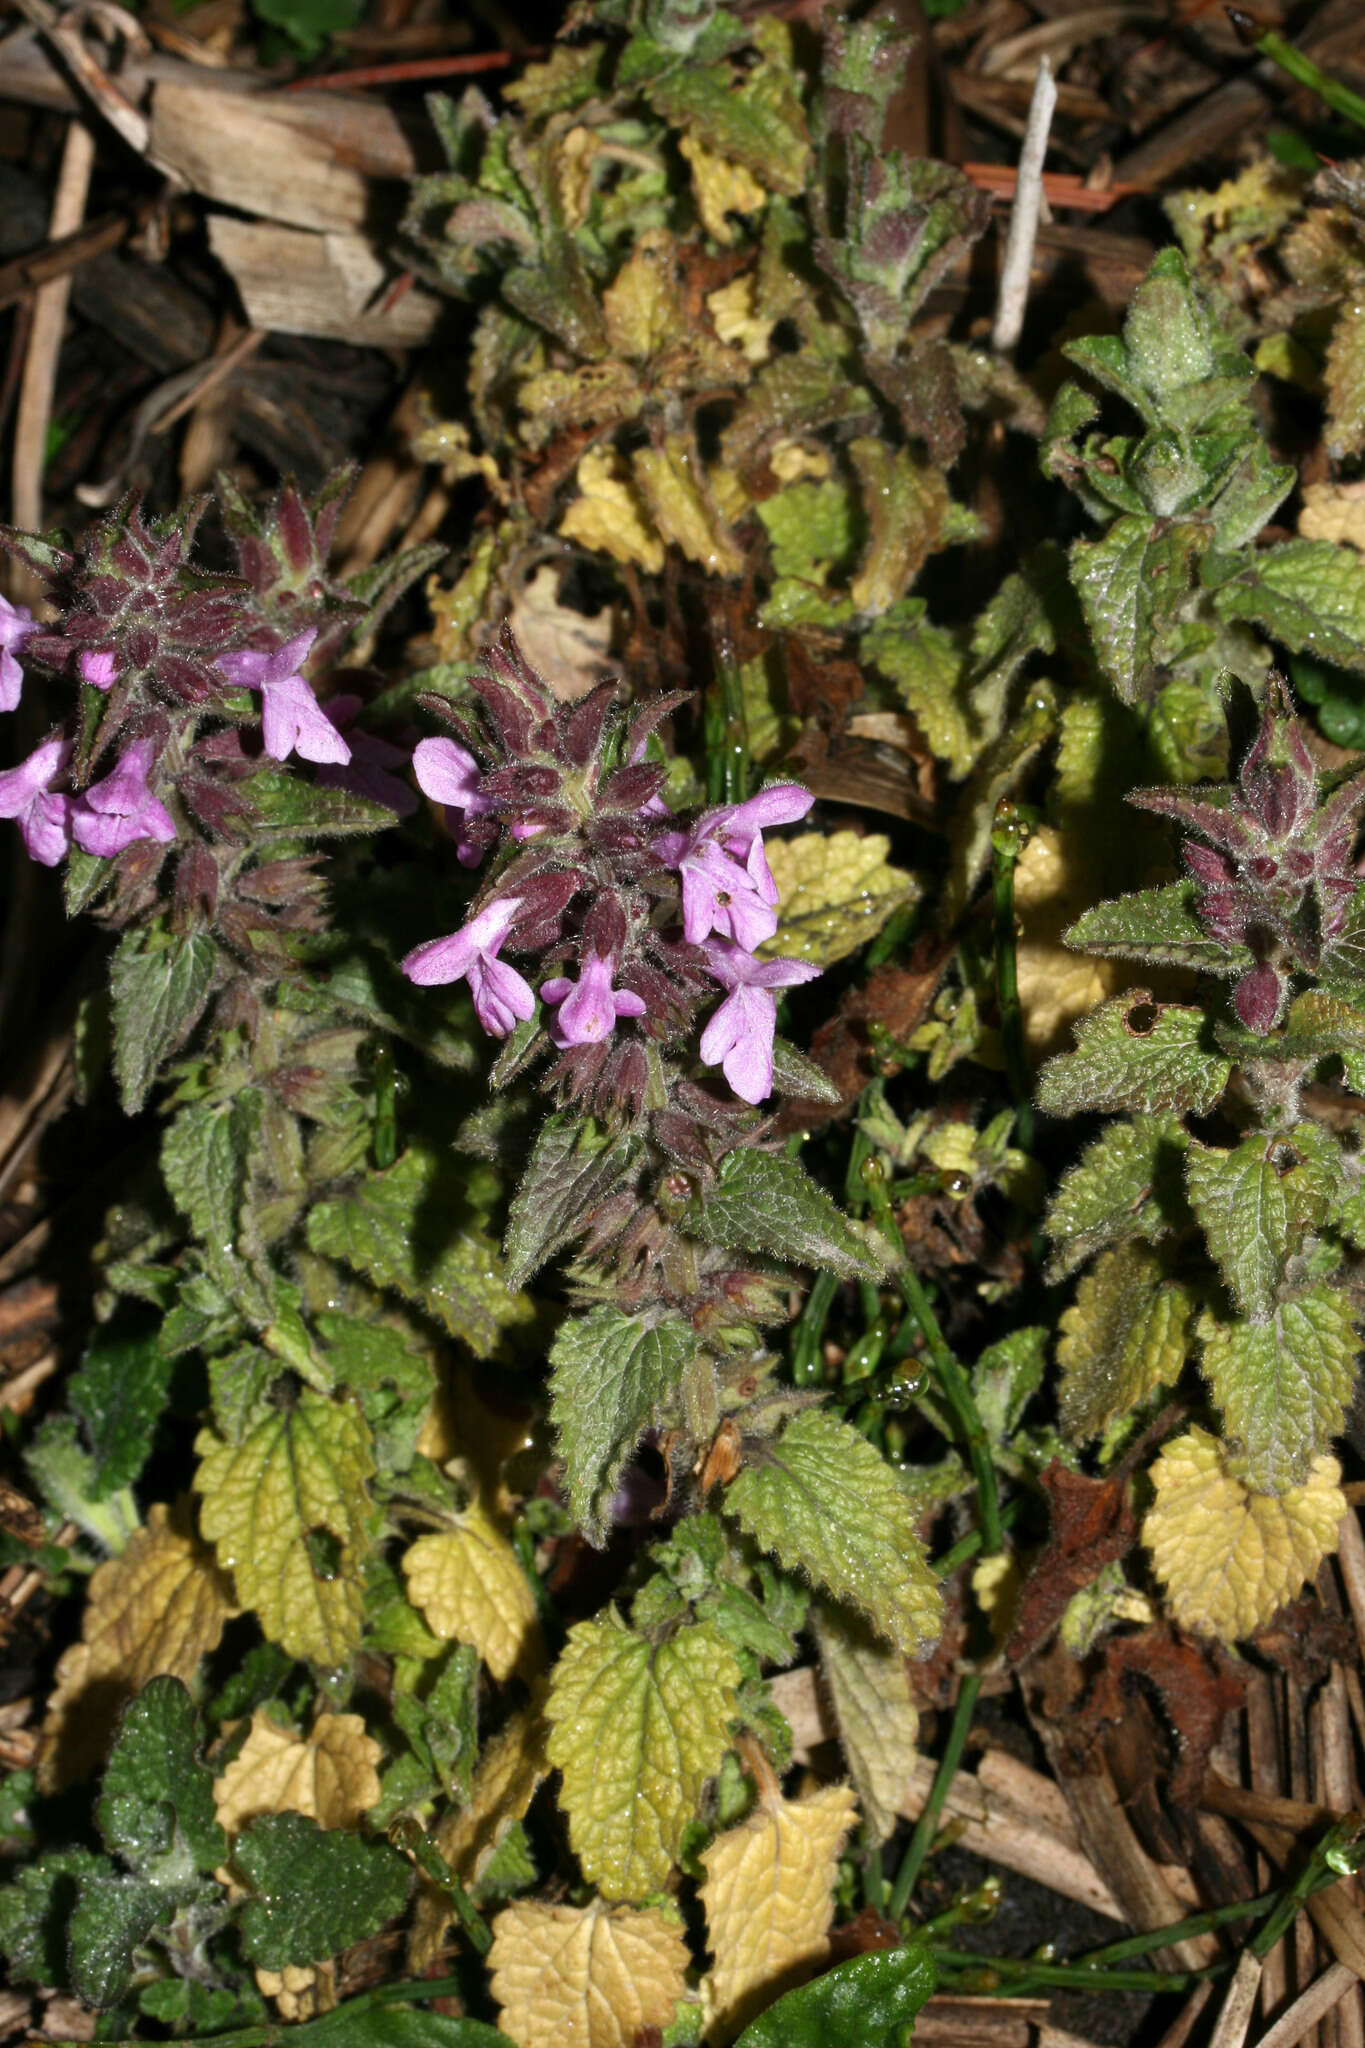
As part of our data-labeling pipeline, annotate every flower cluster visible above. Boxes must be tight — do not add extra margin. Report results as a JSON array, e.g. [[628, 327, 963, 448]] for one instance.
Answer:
[[1130, 675, 1365, 1032], [399, 633, 818, 1106]]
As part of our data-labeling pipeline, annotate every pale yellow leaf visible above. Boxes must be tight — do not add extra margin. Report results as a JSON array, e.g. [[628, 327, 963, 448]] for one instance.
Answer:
[[632, 435, 745, 580], [403, 1505, 543, 1682], [1299, 480, 1365, 553], [762, 829, 919, 968], [678, 132, 766, 244], [40, 1499, 236, 1791], [769, 440, 830, 483], [555, 125, 602, 231], [701, 1781, 857, 2041], [507, 565, 614, 705], [707, 278, 774, 366], [559, 448, 664, 573], [255, 1963, 335, 2020], [213, 1708, 382, 1835], [410, 1697, 550, 1971], [1014, 825, 1126, 1057], [1144, 1426, 1345, 1642], [811, 1604, 918, 1846], [603, 230, 684, 362], [490, 1897, 689, 2048]]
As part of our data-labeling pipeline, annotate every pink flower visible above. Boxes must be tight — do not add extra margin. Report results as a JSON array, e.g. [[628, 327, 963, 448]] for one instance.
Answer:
[[217, 628, 350, 768], [412, 735, 494, 865], [699, 939, 820, 1104], [401, 896, 535, 1037], [0, 736, 73, 866], [0, 595, 35, 712], [71, 737, 176, 857], [656, 783, 814, 951], [541, 951, 646, 1046], [78, 650, 116, 691], [316, 695, 418, 818]]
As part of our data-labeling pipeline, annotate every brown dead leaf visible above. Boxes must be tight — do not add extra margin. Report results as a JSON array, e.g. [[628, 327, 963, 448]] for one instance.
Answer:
[[777, 938, 953, 1135], [507, 566, 614, 704], [1102, 1628, 1244, 1808], [1005, 1461, 1138, 1664]]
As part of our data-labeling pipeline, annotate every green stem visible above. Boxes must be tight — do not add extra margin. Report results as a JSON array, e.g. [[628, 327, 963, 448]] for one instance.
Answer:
[[389, 1817, 492, 1955], [1227, 9, 1365, 128], [933, 1496, 1024, 1578], [706, 629, 750, 805], [792, 1269, 839, 1386], [934, 1950, 1220, 1996], [100, 1978, 473, 2048], [862, 1157, 1003, 1555], [990, 797, 1034, 1155], [372, 1042, 398, 1170], [887, 1669, 984, 1921]]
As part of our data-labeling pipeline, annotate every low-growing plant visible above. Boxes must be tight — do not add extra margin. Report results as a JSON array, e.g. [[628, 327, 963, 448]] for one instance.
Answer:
[[8, 2, 1365, 2042]]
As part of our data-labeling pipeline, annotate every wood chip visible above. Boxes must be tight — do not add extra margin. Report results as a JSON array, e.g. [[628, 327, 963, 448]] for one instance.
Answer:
[[206, 218, 439, 347]]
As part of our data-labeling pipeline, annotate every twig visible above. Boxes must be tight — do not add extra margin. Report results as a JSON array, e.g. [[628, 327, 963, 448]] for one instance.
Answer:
[[1226, 9, 1365, 130], [281, 48, 539, 89], [1257, 1965, 1361, 2048], [991, 56, 1058, 355], [75, 327, 266, 508], [0, 208, 143, 315], [9, 117, 95, 574], [0, 1353, 58, 1413], [1207, 1950, 1262, 2048]]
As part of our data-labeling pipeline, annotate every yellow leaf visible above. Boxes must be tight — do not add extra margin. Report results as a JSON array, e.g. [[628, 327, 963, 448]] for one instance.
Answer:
[[490, 1897, 689, 2048], [1144, 1426, 1345, 1642], [678, 131, 766, 244], [1299, 480, 1365, 553], [632, 436, 745, 580], [213, 1708, 382, 1835], [508, 564, 614, 705], [403, 1504, 544, 1682], [410, 1697, 550, 1971], [707, 278, 774, 366], [811, 1604, 918, 1846], [603, 230, 685, 362], [559, 448, 664, 573], [848, 440, 951, 616], [547, 1610, 740, 1900], [255, 1963, 335, 2021], [1013, 826, 1126, 1057], [701, 1781, 858, 2041], [555, 125, 603, 231], [195, 1390, 374, 1667], [416, 1364, 536, 1518], [769, 440, 830, 484], [40, 1500, 236, 1791], [762, 829, 919, 968]]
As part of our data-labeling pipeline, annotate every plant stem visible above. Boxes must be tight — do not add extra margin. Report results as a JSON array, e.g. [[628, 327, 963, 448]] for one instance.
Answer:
[[1227, 9, 1365, 129], [706, 627, 750, 804], [792, 1269, 839, 1386], [933, 1948, 1220, 1995], [862, 1156, 1003, 1555], [990, 797, 1034, 1155], [887, 1668, 984, 1921], [933, 1496, 1024, 1578], [389, 1816, 493, 1955]]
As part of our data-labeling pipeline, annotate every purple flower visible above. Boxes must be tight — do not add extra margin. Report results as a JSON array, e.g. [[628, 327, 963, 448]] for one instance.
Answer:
[[78, 649, 116, 691], [401, 896, 535, 1037], [0, 736, 73, 866], [657, 783, 814, 951], [541, 951, 646, 1046], [0, 595, 35, 712], [316, 695, 418, 818], [699, 939, 820, 1104], [413, 736, 495, 866], [71, 737, 176, 857], [217, 628, 350, 768]]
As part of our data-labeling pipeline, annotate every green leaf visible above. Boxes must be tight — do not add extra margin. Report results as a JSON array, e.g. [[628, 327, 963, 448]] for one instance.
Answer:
[[1036, 991, 1232, 1117], [1045, 1114, 1190, 1282], [1202, 1284, 1360, 1491], [1058, 1243, 1195, 1444], [1069, 515, 1206, 705], [67, 1326, 175, 1500], [1064, 879, 1253, 975], [691, 1151, 885, 1280], [971, 1326, 1047, 1443], [97, 1676, 226, 1875], [196, 1391, 375, 1665], [724, 1410, 941, 1654], [861, 607, 976, 777], [769, 1037, 841, 1105], [109, 924, 218, 1115], [1186, 1125, 1342, 1321], [648, 41, 809, 197], [1212, 538, 1365, 675], [0, 1849, 105, 1987], [316, 1312, 433, 1475], [25, 1413, 139, 1554], [733, 1943, 936, 2048], [242, 765, 395, 839], [68, 1871, 175, 2007], [504, 1112, 644, 1291], [1280, 988, 1365, 1091], [172, 2003, 508, 2048], [235, 1811, 411, 1967], [549, 1305, 697, 1546], [162, 1098, 272, 1323], [308, 1147, 535, 1359], [546, 1610, 740, 1900], [756, 479, 855, 583]]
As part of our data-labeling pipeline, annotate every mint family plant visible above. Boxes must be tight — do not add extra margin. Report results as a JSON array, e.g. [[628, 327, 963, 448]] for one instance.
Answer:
[[9, 2, 1365, 2040]]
